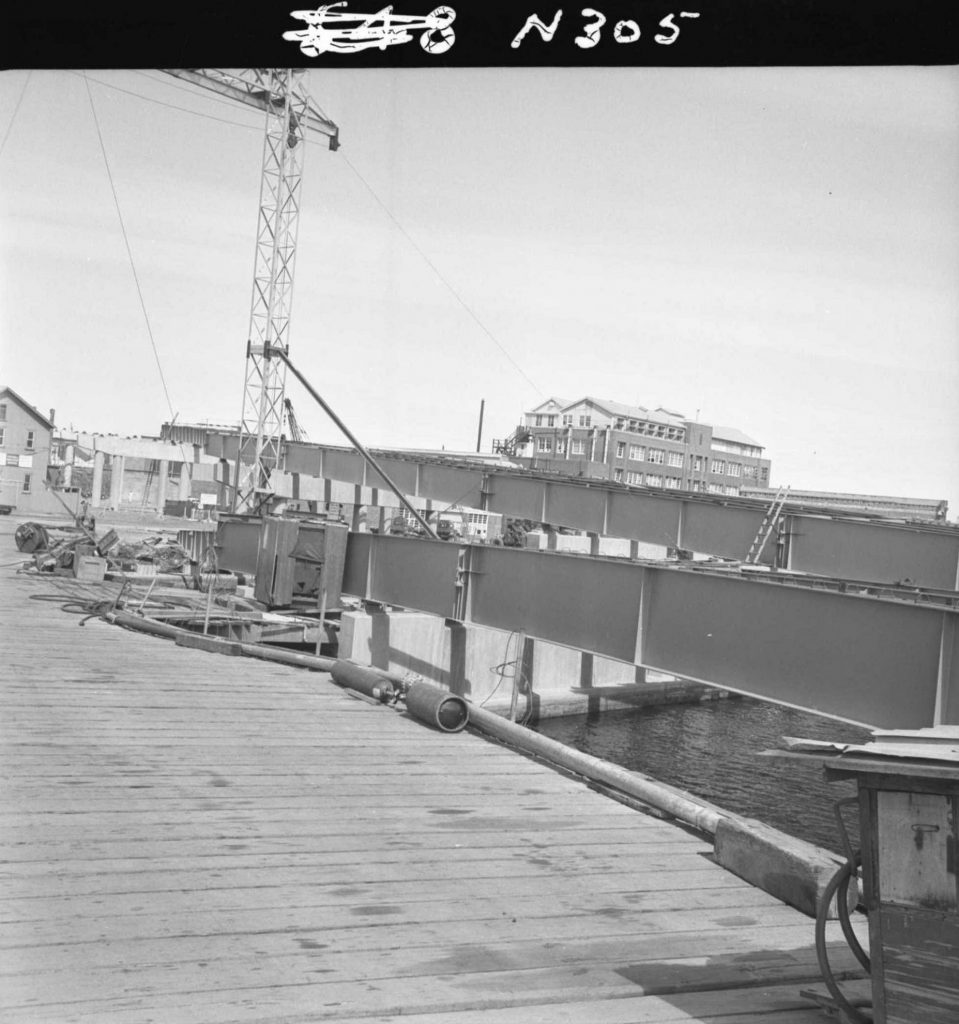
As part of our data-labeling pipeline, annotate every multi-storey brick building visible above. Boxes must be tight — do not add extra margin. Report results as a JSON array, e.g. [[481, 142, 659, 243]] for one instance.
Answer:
[[510, 396, 771, 496]]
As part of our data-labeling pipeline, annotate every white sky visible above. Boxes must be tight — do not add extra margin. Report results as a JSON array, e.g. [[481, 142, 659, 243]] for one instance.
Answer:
[[1, 67, 957, 513]]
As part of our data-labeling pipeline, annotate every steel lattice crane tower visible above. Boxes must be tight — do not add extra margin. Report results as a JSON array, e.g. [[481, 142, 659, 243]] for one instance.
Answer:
[[163, 69, 339, 512]]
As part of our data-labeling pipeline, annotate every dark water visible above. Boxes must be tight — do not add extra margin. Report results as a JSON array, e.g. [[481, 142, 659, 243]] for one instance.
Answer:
[[536, 696, 872, 853]]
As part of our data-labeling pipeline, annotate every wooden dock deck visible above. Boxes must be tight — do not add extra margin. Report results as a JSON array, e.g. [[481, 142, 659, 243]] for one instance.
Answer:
[[1, 520, 865, 1023]]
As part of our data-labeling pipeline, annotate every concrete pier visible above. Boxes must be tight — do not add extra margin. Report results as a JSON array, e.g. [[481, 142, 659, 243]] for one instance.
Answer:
[[338, 607, 725, 717]]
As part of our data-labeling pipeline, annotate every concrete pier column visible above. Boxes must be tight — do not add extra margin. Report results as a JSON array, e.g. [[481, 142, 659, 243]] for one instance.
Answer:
[[63, 445, 75, 487], [217, 459, 230, 509], [589, 533, 601, 556], [580, 651, 594, 689], [351, 485, 363, 531], [91, 450, 105, 508], [378, 505, 389, 532], [629, 539, 640, 560], [109, 455, 125, 509], [156, 459, 169, 513], [178, 462, 192, 501]]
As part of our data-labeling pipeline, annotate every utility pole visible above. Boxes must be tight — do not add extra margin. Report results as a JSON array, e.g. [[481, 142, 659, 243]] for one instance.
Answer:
[[476, 399, 485, 453]]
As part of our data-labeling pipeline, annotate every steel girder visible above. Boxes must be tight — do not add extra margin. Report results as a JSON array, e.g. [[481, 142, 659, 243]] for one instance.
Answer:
[[342, 533, 959, 729], [269, 442, 959, 591]]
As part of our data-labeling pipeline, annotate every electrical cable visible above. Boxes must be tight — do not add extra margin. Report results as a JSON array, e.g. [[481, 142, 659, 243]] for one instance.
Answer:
[[130, 70, 268, 114], [336, 148, 544, 399], [0, 70, 32, 159], [70, 71, 262, 133], [480, 631, 517, 707], [514, 652, 533, 726], [481, 631, 532, 721], [80, 74, 192, 472], [74, 69, 543, 409], [814, 853, 871, 1023]]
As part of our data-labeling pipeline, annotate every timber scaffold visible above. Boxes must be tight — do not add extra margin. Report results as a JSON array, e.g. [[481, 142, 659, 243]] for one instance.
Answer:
[[0, 518, 867, 1023]]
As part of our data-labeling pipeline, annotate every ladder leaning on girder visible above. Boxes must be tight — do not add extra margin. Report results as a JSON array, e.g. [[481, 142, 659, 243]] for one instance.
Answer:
[[162, 69, 339, 513], [745, 485, 790, 564]]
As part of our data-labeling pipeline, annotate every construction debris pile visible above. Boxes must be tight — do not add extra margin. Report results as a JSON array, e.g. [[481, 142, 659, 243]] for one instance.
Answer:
[[14, 520, 192, 579], [112, 537, 191, 574]]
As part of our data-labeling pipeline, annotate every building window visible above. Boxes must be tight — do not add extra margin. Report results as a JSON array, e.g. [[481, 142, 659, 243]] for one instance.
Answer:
[[562, 414, 573, 426], [646, 474, 663, 487], [710, 459, 726, 474], [615, 441, 626, 459], [708, 483, 722, 494], [547, 415, 556, 426], [648, 448, 665, 465], [692, 455, 703, 471], [579, 415, 591, 427], [728, 463, 742, 477], [629, 444, 645, 461], [0, 403, 6, 419], [626, 471, 644, 485], [555, 439, 567, 455], [665, 477, 681, 489], [667, 451, 683, 468], [535, 415, 543, 426], [724, 485, 739, 496], [26, 431, 35, 450], [22, 473, 31, 493], [0, 427, 4, 446], [570, 440, 585, 456], [743, 465, 757, 479], [760, 467, 769, 482], [536, 437, 552, 453], [614, 468, 624, 482]]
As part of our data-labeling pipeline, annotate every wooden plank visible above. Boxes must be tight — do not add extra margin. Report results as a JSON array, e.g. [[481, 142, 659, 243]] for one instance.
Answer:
[[319, 981, 865, 1023], [0, 953, 866, 1024], [0, 869, 752, 927], [0, 828, 698, 863], [2, 905, 825, 968], [880, 905, 959, 1024], [0, 887, 788, 945]]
